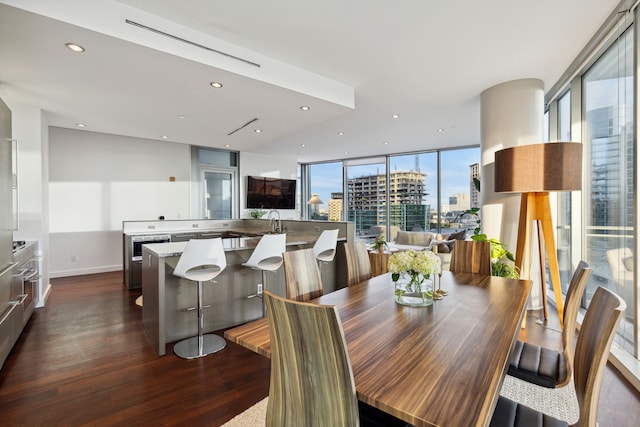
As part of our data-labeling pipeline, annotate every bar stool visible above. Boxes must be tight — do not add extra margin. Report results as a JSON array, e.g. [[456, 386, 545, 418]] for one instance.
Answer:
[[243, 233, 286, 314], [172, 238, 227, 359], [313, 229, 339, 267]]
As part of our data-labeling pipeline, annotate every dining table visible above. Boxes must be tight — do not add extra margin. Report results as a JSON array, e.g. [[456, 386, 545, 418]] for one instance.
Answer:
[[224, 271, 531, 427]]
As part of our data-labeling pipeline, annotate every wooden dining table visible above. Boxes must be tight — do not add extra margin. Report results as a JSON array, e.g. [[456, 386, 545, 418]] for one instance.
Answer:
[[224, 271, 531, 427]]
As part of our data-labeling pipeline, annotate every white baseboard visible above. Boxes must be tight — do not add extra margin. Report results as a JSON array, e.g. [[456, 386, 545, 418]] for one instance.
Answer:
[[36, 283, 52, 308], [49, 265, 122, 278]]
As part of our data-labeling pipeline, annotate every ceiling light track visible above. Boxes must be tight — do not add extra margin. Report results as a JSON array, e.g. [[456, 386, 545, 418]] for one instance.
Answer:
[[228, 118, 259, 136], [125, 19, 260, 68]]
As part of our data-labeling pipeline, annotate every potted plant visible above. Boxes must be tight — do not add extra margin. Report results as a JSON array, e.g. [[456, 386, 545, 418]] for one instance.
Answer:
[[455, 178, 519, 278], [471, 233, 520, 278], [370, 235, 388, 253], [248, 208, 266, 219]]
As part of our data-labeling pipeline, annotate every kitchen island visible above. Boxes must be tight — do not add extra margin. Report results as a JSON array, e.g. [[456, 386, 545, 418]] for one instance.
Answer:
[[141, 229, 350, 356]]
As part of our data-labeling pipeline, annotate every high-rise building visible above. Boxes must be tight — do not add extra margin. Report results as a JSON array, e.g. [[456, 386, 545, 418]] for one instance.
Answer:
[[328, 192, 344, 221], [470, 163, 481, 208], [347, 171, 427, 231]]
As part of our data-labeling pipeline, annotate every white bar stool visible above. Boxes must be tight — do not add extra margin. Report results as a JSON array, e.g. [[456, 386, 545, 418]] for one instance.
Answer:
[[243, 233, 286, 314], [313, 229, 339, 267], [172, 238, 227, 359]]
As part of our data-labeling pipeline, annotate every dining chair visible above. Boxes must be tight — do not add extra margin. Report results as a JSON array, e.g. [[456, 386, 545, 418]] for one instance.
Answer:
[[508, 261, 591, 388], [263, 291, 410, 427], [344, 241, 372, 287], [449, 240, 492, 275], [283, 248, 323, 302], [490, 286, 625, 427], [172, 238, 227, 359]]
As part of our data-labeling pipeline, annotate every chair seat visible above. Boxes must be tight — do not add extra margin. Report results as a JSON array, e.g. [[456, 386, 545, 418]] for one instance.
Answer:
[[508, 340, 566, 388], [490, 396, 568, 427]]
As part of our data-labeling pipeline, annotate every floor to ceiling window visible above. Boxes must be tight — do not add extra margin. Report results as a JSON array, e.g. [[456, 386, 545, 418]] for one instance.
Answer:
[[303, 147, 481, 241], [388, 152, 437, 237], [345, 158, 387, 237], [583, 26, 635, 354], [556, 91, 574, 291], [308, 162, 343, 220]]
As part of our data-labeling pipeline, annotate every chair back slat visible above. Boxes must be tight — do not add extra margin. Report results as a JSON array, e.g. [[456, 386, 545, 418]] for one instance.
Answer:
[[573, 286, 625, 427], [344, 241, 372, 286], [450, 240, 492, 275], [557, 260, 591, 386], [264, 291, 359, 427], [283, 248, 323, 302]]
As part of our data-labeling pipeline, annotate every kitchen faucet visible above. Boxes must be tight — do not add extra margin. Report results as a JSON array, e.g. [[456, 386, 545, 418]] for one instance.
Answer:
[[268, 209, 281, 233]]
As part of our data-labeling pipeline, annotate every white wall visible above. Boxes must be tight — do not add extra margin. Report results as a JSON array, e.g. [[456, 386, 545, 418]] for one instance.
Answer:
[[48, 128, 191, 277], [239, 151, 299, 219]]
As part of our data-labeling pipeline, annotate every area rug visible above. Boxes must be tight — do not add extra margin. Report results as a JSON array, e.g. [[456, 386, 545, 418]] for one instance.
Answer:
[[220, 397, 267, 427], [221, 376, 580, 426]]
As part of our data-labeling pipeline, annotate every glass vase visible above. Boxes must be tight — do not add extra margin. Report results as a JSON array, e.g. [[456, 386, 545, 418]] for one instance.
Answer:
[[394, 272, 433, 307]]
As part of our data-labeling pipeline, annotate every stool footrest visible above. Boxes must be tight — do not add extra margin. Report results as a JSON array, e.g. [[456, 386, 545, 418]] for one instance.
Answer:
[[174, 334, 226, 359]]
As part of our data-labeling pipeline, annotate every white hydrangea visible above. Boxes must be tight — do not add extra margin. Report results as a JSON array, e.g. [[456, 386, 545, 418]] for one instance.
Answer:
[[387, 249, 441, 276]]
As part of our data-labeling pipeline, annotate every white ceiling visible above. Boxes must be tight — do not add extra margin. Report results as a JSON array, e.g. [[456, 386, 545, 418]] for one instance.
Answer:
[[0, 0, 622, 163]]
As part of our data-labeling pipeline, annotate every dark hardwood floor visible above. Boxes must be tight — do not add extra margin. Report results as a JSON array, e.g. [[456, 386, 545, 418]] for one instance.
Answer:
[[0, 271, 638, 426], [0, 272, 270, 426]]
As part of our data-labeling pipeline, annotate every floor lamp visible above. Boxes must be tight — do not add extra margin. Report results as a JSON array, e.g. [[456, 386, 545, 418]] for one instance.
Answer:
[[307, 194, 324, 220], [494, 142, 582, 326]]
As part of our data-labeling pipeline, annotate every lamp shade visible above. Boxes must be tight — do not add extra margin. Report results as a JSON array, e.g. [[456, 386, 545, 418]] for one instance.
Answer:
[[307, 194, 324, 205], [494, 142, 582, 193]]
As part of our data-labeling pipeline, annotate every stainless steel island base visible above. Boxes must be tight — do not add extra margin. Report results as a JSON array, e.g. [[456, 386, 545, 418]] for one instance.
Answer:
[[141, 232, 348, 356]]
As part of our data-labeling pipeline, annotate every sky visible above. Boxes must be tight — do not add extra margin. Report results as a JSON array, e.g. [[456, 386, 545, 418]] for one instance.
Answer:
[[308, 147, 480, 209]]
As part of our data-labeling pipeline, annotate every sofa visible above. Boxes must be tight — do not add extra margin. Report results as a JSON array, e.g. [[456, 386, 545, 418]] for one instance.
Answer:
[[390, 229, 467, 271]]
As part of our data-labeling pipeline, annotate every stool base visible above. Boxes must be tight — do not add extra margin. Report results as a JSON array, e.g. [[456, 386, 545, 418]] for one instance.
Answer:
[[174, 334, 226, 359]]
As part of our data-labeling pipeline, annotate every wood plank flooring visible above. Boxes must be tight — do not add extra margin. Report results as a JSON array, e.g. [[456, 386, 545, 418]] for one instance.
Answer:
[[0, 271, 638, 426]]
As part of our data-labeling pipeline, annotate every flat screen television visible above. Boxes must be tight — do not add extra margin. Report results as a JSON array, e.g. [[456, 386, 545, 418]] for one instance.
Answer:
[[246, 176, 297, 209]]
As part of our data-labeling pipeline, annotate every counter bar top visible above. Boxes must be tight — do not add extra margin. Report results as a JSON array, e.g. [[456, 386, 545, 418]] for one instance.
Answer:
[[143, 232, 327, 257]]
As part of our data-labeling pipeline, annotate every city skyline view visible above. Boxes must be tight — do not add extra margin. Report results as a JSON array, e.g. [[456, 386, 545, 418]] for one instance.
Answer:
[[307, 147, 480, 214]]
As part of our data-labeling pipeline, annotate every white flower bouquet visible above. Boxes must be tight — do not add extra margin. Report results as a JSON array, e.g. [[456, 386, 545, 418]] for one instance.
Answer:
[[388, 250, 441, 306]]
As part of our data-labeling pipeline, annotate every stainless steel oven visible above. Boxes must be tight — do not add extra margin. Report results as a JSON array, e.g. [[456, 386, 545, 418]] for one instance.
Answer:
[[131, 235, 171, 261], [127, 234, 171, 290]]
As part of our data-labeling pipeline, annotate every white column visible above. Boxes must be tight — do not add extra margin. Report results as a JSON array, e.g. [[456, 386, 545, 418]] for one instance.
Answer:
[[480, 78, 545, 306]]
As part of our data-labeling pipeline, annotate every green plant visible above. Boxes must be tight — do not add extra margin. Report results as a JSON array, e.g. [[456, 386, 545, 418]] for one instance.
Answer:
[[248, 208, 266, 219], [456, 178, 520, 278], [370, 235, 388, 252]]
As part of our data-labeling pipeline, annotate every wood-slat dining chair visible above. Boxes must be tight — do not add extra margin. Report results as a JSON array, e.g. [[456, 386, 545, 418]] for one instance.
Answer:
[[344, 241, 372, 287], [283, 248, 323, 302], [449, 240, 492, 275], [508, 261, 591, 388], [490, 286, 626, 427], [263, 291, 410, 427]]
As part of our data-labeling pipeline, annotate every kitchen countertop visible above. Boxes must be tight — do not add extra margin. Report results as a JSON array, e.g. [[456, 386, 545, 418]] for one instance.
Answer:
[[143, 232, 325, 257]]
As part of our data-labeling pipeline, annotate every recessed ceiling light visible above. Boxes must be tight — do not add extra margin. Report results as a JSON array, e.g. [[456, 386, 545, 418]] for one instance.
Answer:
[[75, 123, 86, 128], [254, 129, 262, 133], [344, 151, 348, 154], [391, 114, 399, 119], [383, 141, 389, 145], [300, 106, 310, 111], [224, 144, 230, 148], [161, 135, 169, 139], [210, 82, 223, 88], [436, 128, 445, 133], [65, 43, 85, 52], [178, 115, 185, 119], [337, 132, 344, 136], [300, 144, 306, 148]]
